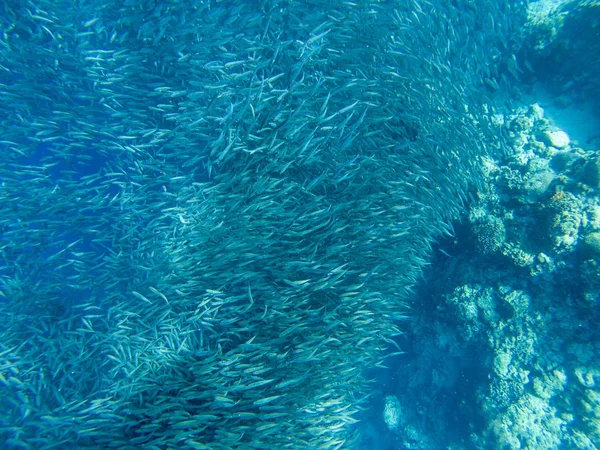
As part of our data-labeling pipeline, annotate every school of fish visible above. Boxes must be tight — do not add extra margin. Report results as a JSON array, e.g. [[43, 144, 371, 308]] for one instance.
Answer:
[[0, 0, 526, 448]]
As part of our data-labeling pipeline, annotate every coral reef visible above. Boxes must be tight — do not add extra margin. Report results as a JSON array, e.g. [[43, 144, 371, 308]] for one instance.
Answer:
[[377, 99, 600, 449]]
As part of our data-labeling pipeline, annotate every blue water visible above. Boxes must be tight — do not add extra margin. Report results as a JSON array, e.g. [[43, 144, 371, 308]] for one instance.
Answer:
[[1, 0, 598, 448]]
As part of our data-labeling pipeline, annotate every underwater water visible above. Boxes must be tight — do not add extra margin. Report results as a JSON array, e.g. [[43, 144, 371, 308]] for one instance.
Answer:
[[1, 0, 598, 449]]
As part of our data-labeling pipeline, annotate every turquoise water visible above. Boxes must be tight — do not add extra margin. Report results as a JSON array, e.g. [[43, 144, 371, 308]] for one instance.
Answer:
[[1, 0, 598, 448]]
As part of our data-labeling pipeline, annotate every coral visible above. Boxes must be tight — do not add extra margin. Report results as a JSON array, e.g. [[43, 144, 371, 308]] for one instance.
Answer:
[[544, 190, 583, 251], [551, 149, 582, 172], [574, 366, 600, 389], [493, 351, 514, 379], [586, 204, 600, 230], [532, 369, 567, 400], [496, 394, 566, 449], [382, 75, 600, 448], [471, 215, 506, 255], [502, 243, 535, 267], [579, 259, 600, 306], [543, 129, 570, 148], [582, 156, 600, 188], [502, 288, 530, 317], [383, 395, 402, 431], [520, 158, 556, 203], [579, 388, 600, 439], [582, 231, 600, 255]]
